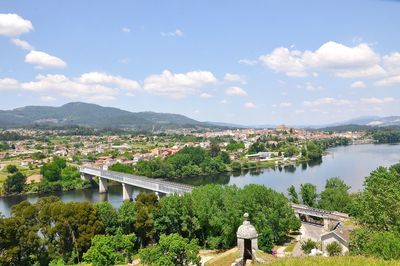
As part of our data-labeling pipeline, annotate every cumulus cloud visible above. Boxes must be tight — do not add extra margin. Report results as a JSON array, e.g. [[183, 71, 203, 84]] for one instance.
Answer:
[[200, 92, 213, 98], [238, 59, 257, 66], [12, 38, 33, 50], [25, 50, 67, 69], [360, 97, 395, 104], [0, 13, 33, 37], [4, 72, 140, 102], [79, 72, 141, 91], [122, 27, 131, 33], [303, 97, 351, 107], [297, 82, 324, 91], [351, 81, 366, 89], [225, 86, 247, 96], [160, 29, 183, 37], [259, 41, 385, 78], [224, 73, 246, 84], [375, 75, 400, 87], [244, 102, 256, 109], [143, 70, 217, 98], [0, 78, 19, 90], [375, 53, 400, 86]]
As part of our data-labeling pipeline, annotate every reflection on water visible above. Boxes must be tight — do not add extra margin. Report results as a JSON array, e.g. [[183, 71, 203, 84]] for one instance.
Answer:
[[1, 144, 399, 217]]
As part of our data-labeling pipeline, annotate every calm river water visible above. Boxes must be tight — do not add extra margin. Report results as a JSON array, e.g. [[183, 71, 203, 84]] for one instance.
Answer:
[[1, 143, 399, 217]]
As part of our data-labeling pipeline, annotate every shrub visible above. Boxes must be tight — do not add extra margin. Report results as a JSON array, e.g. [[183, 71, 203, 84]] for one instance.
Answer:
[[326, 241, 342, 256], [301, 239, 318, 254]]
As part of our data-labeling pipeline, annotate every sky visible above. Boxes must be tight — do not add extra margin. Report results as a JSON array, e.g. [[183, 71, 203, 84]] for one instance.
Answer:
[[1, 0, 400, 125]]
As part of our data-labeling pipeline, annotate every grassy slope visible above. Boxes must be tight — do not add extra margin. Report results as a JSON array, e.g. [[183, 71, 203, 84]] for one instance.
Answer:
[[269, 256, 400, 266]]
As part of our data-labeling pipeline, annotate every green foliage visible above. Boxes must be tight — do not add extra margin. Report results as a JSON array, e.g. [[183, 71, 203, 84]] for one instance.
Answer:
[[109, 162, 134, 174], [209, 139, 221, 157], [283, 144, 298, 158], [219, 151, 231, 164], [301, 239, 318, 254], [318, 177, 352, 212], [300, 183, 318, 207], [287, 185, 300, 204], [3, 171, 26, 194], [139, 233, 201, 266], [135, 192, 159, 247], [83, 233, 137, 266], [1, 197, 103, 265], [326, 241, 342, 256], [94, 202, 119, 235], [41, 157, 66, 182], [6, 164, 18, 173], [304, 141, 323, 160], [370, 129, 400, 143], [226, 140, 245, 151], [118, 201, 136, 234], [354, 164, 400, 231], [136, 146, 228, 178], [231, 161, 242, 172], [350, 228, 400, 260], [248, 141, 266, 154]]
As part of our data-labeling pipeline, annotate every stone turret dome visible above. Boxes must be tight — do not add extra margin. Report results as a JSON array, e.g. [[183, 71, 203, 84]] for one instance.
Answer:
[[236, 213, 258, 239]]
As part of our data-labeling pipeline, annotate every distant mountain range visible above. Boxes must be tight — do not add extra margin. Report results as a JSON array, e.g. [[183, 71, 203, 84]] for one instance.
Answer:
[[0, 102, 217, 131], [0, 102, 399, 131]]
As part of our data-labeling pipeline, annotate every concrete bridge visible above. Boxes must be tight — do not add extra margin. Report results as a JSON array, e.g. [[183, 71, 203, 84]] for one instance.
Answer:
[[291, 203, 349, 231], [80, 166, 193, 201]]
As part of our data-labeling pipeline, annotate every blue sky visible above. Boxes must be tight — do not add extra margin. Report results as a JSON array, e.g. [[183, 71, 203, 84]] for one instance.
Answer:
[[1, 0, 400, 125]]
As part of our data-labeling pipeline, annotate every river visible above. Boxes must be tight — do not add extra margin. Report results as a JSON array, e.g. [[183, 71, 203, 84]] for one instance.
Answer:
[[1, 143, 399, 217]]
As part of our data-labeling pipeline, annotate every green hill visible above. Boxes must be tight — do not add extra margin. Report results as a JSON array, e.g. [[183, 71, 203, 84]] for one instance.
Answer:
[[0, 102, 215, 131]]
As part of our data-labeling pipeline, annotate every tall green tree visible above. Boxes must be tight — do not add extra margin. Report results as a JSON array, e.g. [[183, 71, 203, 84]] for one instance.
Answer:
[[300, 183, 318, 207], [139, 234, 200, 266], [287, 185, 300, 204], [318, 177, 352, 212], [135, 192, 159, 247], [3, 171, 26, 194]]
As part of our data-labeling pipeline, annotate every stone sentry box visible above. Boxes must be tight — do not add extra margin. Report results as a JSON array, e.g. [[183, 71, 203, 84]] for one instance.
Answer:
[[236, 213, 258, 264]]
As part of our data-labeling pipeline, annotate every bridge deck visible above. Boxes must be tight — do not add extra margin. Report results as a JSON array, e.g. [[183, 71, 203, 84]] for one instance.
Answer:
[[80, 166, 193, 195], [291, 203, 349, 221]]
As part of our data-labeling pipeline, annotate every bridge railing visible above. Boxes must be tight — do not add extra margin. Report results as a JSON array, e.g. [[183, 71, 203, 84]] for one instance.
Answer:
[[80, 166, 193, 194]]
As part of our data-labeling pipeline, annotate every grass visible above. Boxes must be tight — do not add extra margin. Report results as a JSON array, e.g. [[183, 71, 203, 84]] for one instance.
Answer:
[[204, 248, 240, 266], [284, 242, 297, 253], [268, 256, 400, 266]]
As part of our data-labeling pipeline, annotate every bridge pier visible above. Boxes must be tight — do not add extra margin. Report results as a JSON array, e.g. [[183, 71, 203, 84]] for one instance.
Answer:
[[122, 183, 133, 201], [99, 177, 108, 193], [81, 173, 92, 181]]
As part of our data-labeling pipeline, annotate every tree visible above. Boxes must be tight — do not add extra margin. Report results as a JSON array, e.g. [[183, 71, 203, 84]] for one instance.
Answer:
[[248, 142, 266, 154], [109, 163, 134, 174], [3, 172, 26, 194], [326, 241, 342, 256], [354, 164, 400, 231], [94, 202, 119, 235], [118, 201, 136, 234], [83, 233, 137, 266], [287, 185, 299, 203], [318, 177, 352, 212], [41, 157, 67, 182], [139, 234, 201, 266], [6, 164, 18, 173], [301, 239, 318, 254], [300, 183, 318, 207], [219, 151, 231, 164], [135, 193, 159, 247], [209, 139, 221, 157]]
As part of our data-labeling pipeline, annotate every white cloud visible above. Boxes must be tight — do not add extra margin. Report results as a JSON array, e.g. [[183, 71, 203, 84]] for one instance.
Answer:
[[375, 75, 400, 87], [279, 102, 292, 107], [143, 70, 217, 98], [25, 50, 67, 69], [160, 29, 183, 37], [259, 41, 385, 78], [225, 86, 247, 96], [244, 102, 256, 109], [0, 13, 33, 37], [383, 52, 400, 75], [0, 78, 19, 90], [79, 72, 141, 91], [238, 59, 257, 66], [40, 95, 56, 102], [298, 82, 324, 91], [12, 38, 33, 50], [351, 81, 366, 89], [220, 99, 228, 104], [122, 27, 131, 33], [304, 97, 351, 107], [224, 73, 246, 84], [360, 97, 395, 104], [200, 92, 213, 98], [295, 109, 305, 114]]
